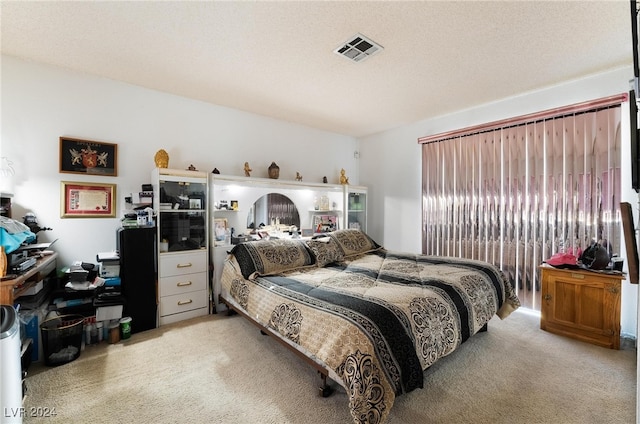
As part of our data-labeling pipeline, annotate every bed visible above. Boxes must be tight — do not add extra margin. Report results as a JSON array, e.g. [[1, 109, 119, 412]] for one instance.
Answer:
[[219, 229, 520, 424]]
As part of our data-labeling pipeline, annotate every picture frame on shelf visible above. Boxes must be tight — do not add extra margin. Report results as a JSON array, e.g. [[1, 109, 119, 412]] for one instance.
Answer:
[[59, 137, 118, 176], [61, 181, 116, 218], [189, 198, 202, 209], [214, 218, 228, 241], [313, 215, 337, 233]]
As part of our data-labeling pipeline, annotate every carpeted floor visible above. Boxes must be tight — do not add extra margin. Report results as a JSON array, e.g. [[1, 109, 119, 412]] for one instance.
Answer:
[[23, 310, 636, 423]]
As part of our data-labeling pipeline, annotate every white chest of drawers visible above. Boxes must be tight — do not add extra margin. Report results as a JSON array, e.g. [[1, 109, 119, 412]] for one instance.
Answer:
[[158, 250, 208, 325]]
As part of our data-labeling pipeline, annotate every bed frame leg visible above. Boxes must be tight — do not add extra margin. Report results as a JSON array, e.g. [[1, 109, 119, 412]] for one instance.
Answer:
[[318, 372, 334, 397], [479, 323, 488, 332]]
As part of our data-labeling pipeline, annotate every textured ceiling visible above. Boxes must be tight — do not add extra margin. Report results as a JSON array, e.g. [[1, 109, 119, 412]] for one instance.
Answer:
[[0, 1, 633, 138]]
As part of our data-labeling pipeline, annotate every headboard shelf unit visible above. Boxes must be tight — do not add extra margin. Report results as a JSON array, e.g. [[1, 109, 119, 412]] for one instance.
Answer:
[[210, 174, 346, 238]]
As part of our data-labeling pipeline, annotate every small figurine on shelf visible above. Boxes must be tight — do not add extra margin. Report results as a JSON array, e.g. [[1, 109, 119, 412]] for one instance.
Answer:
[[268, 162, 280, 179], [212, 168, 220, 174], [244, 162, 252, 177], [295, 172, 302, 181], [154, 149, 169, 168], [187, 164, 197, 171], [339, 169, 349, 185], [322, 176, 328, 183]]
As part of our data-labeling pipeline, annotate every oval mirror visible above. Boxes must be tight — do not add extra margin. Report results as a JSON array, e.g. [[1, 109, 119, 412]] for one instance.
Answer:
[[247, 193, 300, 230]]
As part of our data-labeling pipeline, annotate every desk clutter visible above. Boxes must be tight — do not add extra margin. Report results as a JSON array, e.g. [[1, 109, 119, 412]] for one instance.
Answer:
[[13, 246, 142, 369]]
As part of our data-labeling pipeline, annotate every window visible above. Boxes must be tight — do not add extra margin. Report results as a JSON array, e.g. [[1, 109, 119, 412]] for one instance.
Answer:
[[420, 97, 624, 310]]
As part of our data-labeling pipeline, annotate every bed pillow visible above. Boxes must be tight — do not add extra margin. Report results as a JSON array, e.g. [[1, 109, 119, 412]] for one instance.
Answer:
[[230, 239, 316, 279], [306, 237, 344, 267], [324, 229, 382, 258]]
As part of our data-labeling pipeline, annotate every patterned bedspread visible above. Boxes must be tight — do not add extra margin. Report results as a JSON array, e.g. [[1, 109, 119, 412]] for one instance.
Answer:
[[221, 239, 519, 424]]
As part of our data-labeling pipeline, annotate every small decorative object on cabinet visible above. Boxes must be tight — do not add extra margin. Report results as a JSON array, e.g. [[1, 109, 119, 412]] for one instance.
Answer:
[[295, 172, 302, 181], [539, 265, 623, 349], [152, 168, 209, 325], [244, 162, 252, 177], [268, 162, 280, 179], [154, 149, 169, 168], [339, 168, 349, 184]]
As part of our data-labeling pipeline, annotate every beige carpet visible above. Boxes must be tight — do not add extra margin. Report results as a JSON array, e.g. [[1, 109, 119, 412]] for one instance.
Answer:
[[23, 310, 636, 424]]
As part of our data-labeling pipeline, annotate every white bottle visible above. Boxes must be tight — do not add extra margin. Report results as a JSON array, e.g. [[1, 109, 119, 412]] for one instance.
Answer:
[[96, 322, 103, 342]]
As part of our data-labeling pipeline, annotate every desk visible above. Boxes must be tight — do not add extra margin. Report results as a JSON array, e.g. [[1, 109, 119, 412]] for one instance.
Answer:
[[0, 252, 58, 305]]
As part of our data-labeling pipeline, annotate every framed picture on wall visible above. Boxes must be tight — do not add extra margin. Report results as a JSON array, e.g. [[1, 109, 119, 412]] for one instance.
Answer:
[[59, 137, 118, 176], [61, 181, 116, 218]]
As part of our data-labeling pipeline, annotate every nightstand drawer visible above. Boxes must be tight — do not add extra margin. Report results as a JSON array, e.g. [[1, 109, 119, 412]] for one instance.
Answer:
[[159, 272, 207, 297], [159, 290, 208, 317], [159, 251, 207, 277]]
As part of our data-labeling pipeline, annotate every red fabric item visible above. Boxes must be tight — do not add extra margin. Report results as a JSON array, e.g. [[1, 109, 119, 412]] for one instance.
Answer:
[[546, 252, 578, 268]]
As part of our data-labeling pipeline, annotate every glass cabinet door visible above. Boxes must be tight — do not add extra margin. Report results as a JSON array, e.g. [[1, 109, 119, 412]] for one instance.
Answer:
[[346, 187, 367, 232], [156, 175, 207, 252]]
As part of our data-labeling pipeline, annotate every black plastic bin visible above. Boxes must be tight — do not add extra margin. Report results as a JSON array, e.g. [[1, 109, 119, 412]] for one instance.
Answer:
[[40, 314, 84, 366]]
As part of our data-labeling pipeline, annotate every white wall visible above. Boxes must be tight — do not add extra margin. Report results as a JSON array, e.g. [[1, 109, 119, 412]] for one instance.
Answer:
[[1, 55, 358, 266], [2, 55, 637, 336], [358, 66, 638, 338]]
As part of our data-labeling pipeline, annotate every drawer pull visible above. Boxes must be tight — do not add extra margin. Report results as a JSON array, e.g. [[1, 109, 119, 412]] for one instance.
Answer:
[[177, 281, 192, 287], [176, 262, 193, 268], [543, 294, 552, 301], [570, 273, 584, 279], [607, 286, 619, 294], [177, 299, 193, 306]]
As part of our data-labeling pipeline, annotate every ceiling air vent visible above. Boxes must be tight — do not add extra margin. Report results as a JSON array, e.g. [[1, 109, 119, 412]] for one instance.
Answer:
[[334, 33, 383, 63]]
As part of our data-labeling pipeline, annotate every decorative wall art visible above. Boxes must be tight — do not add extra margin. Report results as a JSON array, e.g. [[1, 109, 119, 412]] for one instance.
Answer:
[[60, 137, 117, 176], [61, 181, 116, 218]]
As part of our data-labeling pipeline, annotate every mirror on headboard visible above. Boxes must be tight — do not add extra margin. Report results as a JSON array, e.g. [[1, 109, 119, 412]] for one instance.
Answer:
[[620, 202, 639, 284], [246, 193, 300, 230]]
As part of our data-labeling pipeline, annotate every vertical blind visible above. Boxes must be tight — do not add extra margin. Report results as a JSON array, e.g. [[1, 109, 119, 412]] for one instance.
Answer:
[[421, 102, 622, 310]]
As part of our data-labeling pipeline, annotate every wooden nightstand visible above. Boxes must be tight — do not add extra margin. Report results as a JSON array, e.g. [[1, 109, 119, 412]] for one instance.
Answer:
[[540, 265, 624, 349]]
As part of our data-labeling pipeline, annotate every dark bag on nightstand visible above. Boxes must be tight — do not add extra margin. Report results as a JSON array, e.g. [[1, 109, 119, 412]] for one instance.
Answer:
[[579, 242, 611, 270]]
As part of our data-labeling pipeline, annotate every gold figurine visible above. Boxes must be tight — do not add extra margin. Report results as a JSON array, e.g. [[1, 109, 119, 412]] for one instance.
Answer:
[[154, 149, 169, 168], [244, 162, 252, 177], [339, 168, 349, 185]]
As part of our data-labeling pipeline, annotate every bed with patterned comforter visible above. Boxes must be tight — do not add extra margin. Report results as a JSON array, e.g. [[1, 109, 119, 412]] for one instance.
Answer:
[[219, 229, 520, 424]]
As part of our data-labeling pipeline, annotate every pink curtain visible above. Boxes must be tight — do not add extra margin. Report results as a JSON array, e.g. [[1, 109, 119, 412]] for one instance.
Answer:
[[421, 105, 622, 310]]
